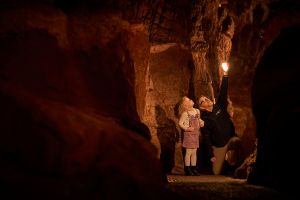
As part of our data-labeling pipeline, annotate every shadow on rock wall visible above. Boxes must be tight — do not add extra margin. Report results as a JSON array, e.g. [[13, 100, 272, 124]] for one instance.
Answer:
[[155, 105, 179, 174]]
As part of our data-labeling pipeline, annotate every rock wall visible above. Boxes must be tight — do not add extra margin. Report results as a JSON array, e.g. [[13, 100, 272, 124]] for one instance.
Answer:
[[1, 1, 300, 196], [0, 2, 169, 199]]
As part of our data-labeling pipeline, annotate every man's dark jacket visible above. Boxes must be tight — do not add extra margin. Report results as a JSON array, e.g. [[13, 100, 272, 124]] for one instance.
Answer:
[[201, 76, 236, 158]]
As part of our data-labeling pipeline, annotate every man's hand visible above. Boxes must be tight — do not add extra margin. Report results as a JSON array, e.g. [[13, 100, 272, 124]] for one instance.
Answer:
[[210, 157, 216, 163]]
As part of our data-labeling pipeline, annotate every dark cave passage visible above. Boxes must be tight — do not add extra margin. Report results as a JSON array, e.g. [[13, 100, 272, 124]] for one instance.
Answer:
[[249, 23, 300, 196]]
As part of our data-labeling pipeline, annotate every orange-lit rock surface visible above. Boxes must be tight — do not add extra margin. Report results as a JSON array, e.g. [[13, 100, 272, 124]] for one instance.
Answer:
[[1, 1, 300, 199]]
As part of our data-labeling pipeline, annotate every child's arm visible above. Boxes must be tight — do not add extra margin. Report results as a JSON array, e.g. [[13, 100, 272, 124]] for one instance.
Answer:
[[199, 118, 205, 127]]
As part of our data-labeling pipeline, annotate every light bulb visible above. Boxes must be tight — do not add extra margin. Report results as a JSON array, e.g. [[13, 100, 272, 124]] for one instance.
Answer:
[[221, 62, 229, 72]]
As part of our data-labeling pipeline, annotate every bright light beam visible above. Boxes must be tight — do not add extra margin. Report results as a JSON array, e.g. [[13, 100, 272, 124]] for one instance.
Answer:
[[221, 62, 229, 72]]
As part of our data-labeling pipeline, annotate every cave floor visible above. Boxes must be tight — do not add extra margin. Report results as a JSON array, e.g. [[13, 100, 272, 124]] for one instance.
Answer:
[[166, 175, 283, 200]]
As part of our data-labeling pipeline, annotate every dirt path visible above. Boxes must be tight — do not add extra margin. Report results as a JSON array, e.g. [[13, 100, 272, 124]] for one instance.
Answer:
[[166, 175, 282, 200]]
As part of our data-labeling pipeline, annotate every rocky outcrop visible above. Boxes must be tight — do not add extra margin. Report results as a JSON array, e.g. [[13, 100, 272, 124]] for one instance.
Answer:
[[0, 3, 168, 199]]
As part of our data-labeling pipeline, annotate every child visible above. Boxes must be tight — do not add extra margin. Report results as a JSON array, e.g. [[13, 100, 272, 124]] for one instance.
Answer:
[[178, 96, 204, 176]]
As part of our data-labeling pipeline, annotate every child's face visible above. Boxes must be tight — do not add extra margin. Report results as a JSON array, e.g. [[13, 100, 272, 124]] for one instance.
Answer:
[[184, 97, 194, 107]]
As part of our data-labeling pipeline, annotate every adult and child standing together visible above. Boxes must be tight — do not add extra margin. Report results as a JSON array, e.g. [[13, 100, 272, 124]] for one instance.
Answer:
[[178, 63, 242, 176]]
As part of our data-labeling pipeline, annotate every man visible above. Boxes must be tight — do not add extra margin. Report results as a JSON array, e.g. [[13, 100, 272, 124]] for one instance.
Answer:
[[199, 63, 241, 175]]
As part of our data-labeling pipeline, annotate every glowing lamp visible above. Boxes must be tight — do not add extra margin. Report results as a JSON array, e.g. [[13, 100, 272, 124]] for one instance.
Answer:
[[221, 62, 229, 72]]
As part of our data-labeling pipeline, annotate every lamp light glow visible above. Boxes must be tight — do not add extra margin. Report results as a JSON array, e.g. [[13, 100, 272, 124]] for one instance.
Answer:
[[221, 62, 229, 72]]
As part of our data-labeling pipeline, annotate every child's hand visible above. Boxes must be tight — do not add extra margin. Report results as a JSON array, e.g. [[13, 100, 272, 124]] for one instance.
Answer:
[[199, 119, 204, 127]]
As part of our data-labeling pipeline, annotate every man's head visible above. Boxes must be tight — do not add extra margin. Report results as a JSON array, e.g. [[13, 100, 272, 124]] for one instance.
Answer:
[[198, 95, 214, 112]]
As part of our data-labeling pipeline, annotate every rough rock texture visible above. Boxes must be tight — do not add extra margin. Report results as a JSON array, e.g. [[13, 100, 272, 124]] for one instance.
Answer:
[[0, 82, 169, 199], [0, 2, 167, 199], [1, 0, 300, 198]]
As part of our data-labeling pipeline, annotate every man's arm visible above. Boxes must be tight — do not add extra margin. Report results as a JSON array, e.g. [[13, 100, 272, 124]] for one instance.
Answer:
[[216, 75, 229, 109]]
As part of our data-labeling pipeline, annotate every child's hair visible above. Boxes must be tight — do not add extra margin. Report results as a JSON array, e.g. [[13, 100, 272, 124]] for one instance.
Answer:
[[178, 96, 189, 117]]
